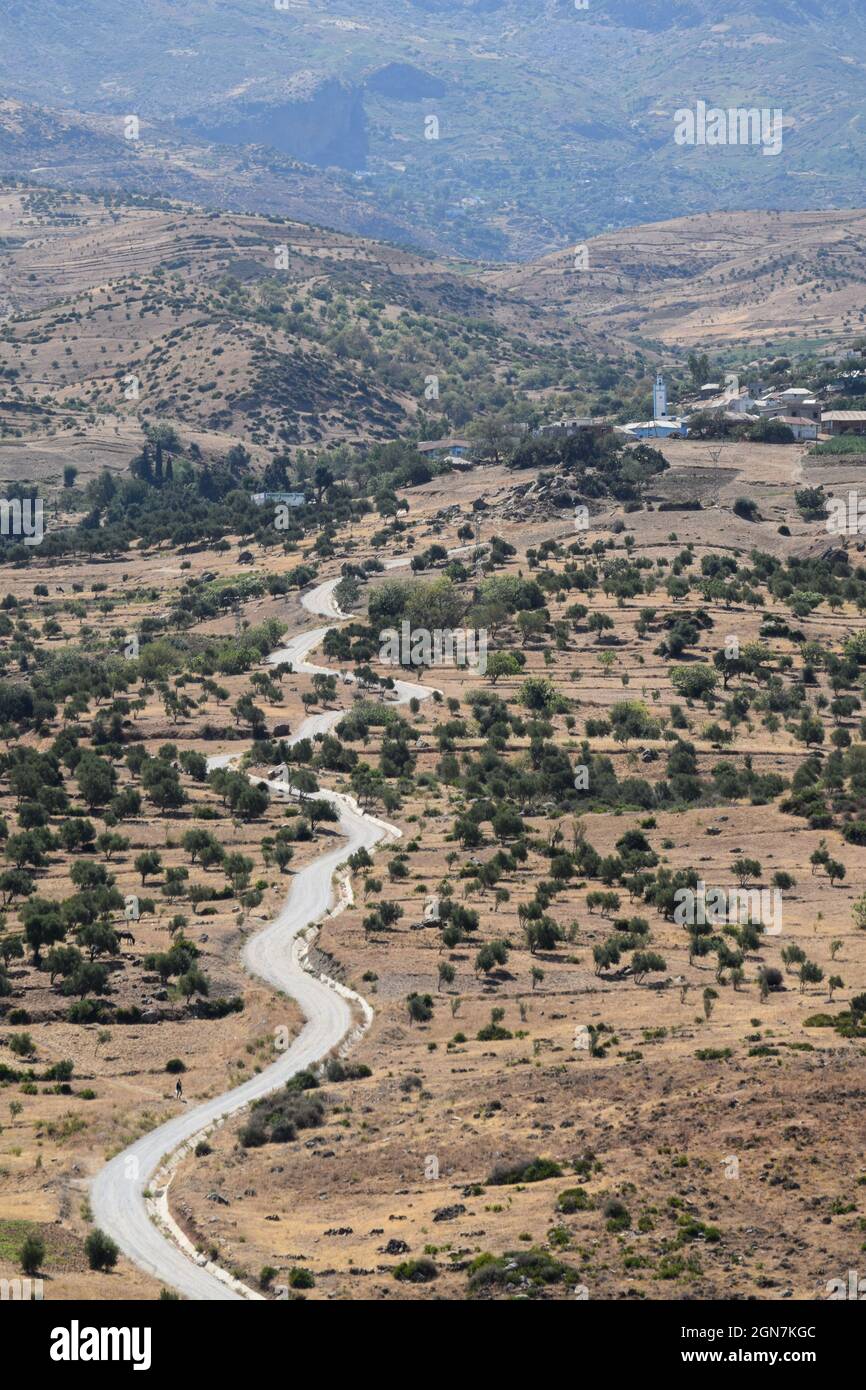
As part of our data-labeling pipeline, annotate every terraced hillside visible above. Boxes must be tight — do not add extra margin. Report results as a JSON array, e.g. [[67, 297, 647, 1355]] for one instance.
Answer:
[[0, 185, 596, 467], [488, 210, 866, 349]]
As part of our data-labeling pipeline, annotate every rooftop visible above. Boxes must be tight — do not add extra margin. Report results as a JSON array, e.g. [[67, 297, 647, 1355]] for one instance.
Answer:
[[621, 417, 688, 432], [417, 438, 471, 453], [536, 416, 613, 430]]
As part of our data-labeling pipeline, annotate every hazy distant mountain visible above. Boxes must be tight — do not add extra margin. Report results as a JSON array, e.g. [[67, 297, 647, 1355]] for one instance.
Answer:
[[1, 0, 865, 259]]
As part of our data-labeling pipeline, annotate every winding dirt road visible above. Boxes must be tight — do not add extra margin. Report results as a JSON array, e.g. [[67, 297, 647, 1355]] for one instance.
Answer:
[[90, 568, 433, 1300]]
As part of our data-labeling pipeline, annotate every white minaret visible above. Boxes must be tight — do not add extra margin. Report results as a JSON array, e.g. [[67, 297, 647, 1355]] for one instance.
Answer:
[[653, 371, 668, 420]]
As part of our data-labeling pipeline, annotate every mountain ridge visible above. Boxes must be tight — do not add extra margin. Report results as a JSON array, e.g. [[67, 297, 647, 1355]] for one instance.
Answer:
[[1, 1, 864, 258]]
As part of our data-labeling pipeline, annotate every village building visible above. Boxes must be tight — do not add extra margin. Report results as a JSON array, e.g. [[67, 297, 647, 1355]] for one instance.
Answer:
[[748, 387, 810, 417], [534, 416, 613, 438], [695, 387, 759, 414], [416, 438, 471, 460], [251, 491, 306, 507], [821, 411, 866, 437], [771, 416, 819, 442]]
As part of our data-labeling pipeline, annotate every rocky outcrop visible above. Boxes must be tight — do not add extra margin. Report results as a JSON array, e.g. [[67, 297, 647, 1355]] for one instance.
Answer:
[[365, 63, 446, 101], [181, 75, 368, 171]]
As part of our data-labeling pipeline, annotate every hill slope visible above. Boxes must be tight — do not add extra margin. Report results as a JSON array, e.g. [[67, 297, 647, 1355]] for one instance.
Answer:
[[0, 185, 594, 466], [488, 209, 866, 348]]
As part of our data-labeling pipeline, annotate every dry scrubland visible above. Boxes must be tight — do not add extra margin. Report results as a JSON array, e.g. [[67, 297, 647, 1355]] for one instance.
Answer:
[[1, 435, 866, 1298], [6, 186, 866, 513], [0, 536, 363, 1296], [0, 184, 593, 485], [159, 440, 866, 1301], [2, 189, 866, 1298], [489, 209, 866, 348]]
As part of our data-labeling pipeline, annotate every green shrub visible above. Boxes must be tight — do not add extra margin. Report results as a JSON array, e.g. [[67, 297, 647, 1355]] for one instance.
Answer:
[[393, 1257, 437, 1284], [285, 1069, 318, 1092], [488, 1157, 562, 1185], [68, 999, 110, 1024], [114, 1007, 143, 1024], [468, 1249, 571, 1293], [603, 1197, 631, 1232], [556, 1187, 591, 1214], [85, 1228, 119, 1271], [20, 1231, 45, 1276], [324, 1058, 372, 1083]]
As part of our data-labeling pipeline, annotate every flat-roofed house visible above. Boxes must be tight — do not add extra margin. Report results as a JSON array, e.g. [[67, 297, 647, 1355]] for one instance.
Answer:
[[534, 416, 613, 438], [619, 417, 689, 440], [251, 491, 306, 507], [696, 388, 758, 414]]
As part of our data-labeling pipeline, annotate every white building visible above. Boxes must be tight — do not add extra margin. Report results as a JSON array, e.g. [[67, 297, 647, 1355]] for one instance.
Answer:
[[771, 416, 818, 442], [695, 387, 758, 414], [745, 387, 821, 427], [251, 491, 306, 507], [534, 417, 613, 438]]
